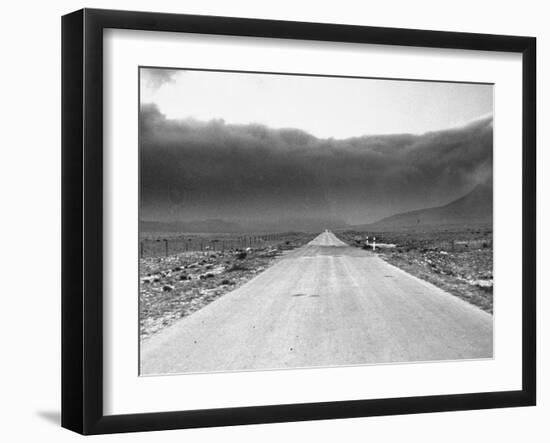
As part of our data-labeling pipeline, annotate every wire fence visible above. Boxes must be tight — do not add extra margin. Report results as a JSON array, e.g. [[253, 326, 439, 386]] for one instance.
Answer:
[[139, 233, 295, 258], [344, 234, 493, 252]]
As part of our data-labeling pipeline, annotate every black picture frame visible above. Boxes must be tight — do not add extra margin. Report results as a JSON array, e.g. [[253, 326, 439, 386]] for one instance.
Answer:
[[61, 8, 536, 435]]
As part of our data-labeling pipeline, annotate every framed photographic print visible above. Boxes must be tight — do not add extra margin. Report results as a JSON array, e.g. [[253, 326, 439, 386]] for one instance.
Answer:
[[61, 8, 536, 435]]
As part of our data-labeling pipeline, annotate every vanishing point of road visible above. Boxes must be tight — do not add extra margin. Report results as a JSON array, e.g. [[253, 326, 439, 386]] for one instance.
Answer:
[[141, 231, 493, 375]]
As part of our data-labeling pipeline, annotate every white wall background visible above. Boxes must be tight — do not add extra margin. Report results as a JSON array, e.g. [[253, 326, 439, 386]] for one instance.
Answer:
[[0, 0, 546, 441]]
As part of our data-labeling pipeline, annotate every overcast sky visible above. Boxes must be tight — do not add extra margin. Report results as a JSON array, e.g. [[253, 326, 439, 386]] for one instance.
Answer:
[[140, 68, 493, 139]]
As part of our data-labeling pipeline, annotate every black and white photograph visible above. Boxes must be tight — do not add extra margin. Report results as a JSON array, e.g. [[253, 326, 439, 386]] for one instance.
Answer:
[[138, 67, 494, 375]]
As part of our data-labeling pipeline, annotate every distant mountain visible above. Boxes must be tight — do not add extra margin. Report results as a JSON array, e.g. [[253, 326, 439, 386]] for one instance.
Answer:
[[365, 180, 493, 229]]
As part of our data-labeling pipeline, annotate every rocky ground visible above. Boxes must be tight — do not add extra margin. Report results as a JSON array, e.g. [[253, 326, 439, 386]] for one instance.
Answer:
[[339, 226, 493, 313], [139, 233, 315, 341]]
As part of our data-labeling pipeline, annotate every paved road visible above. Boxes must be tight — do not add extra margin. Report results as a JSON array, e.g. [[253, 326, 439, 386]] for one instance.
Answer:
[[141, 231, 493, 375]]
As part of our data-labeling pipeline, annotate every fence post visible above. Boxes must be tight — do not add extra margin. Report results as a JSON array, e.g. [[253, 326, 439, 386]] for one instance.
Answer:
[[164, 239, 168, 257], [140, 241, 144, 258]]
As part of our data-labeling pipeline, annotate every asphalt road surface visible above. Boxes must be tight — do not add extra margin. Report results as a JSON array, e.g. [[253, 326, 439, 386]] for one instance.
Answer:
[[141, 231, 493, 375]]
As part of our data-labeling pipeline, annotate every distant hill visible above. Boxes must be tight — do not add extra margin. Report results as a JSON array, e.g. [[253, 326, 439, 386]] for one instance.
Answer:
[[365, 181, 493, 229]]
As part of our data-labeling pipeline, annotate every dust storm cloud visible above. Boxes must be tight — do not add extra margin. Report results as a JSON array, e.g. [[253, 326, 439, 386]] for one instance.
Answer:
[[140, 104, 492, 230]]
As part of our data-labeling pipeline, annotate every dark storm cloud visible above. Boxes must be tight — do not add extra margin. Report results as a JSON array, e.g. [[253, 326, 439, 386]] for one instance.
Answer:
[[141, 69, 179, 91], [140, 104, 492, 226]]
